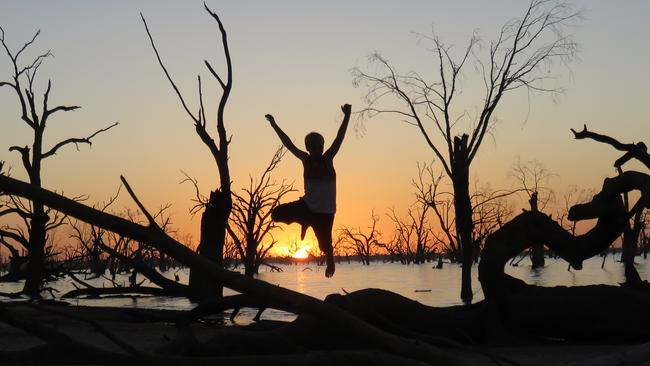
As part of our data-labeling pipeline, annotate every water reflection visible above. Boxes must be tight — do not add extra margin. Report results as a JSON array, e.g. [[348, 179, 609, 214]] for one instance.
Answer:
[[1, 256, 644, 320], [529, 267, 544, 286]]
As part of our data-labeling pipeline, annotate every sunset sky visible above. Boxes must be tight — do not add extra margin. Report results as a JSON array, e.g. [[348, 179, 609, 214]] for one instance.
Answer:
[[1, 1, 648, 256]]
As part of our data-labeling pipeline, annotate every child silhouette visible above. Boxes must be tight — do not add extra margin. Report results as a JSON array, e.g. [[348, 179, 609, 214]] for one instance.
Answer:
[[265, 104, 351, 277]]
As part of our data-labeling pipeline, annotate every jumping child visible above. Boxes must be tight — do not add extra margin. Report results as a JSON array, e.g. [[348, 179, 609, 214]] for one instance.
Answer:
[[265, 104, 351, 277]]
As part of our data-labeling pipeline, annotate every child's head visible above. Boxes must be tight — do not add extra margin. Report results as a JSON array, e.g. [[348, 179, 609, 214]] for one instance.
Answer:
[[305, 132, 324, 156]]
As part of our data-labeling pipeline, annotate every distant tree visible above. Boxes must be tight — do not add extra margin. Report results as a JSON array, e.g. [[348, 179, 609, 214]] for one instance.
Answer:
[[337, 211, 381, 265], [409, 163, 440, 264], [415, 163, 515, 264], [427, 173, 460, 262], [353, 0, 579, 302], [383, 207, 416, 264], [142, 4, 234, 299], [470, 182, 515, 258], [222, 237, 241, 269], [510, 158, 555, 268], [382, 164, 439, 265], [68, 186, 122, 276], [227, 147, 295, 276], [0, 27, 117, 297], [556, 185, 593, 236]]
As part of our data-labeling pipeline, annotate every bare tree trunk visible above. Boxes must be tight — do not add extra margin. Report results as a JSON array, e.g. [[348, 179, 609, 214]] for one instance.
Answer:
[[243, 238, 257, 277], [23, 133, 46, 297], [142, 6, 234, 300], [23, 204, 47, 296], [189, 190, 230, 299], [529, 192, 545, 269], [621, 223, 636, 266], [415, 243, 424, 265], [622, 210, 643, 285], [530, 244, 545, 269], [451, 135, 474, 304]]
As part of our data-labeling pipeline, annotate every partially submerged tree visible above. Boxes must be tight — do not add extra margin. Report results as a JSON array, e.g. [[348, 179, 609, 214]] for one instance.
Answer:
[[68, 187, 122, 276], [479, 127, 650, 302], [416, 164, 515, 264], [510, 158, 555, 268], [0, 27, 117, 296], [556, 185, 593, 235], [63, 195, 189, 300], [142, 4, 234, 299], [337, 211, 381, 265], [353, 0, 579, 302], [409, 163, 439, 264], [382, 164, 438, 265], [470, 182, 515, 259], [227, 147, 295, 276], [384, 207, 417, 264]]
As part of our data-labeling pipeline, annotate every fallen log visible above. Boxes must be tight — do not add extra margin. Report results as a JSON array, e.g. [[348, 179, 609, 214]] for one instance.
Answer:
[[336, 287, 650, 344]]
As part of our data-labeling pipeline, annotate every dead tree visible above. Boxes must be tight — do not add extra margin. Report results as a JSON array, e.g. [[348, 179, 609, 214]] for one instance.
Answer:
[[337, 211, 381, 265], [470, 183, 515, 260], [142, 4, 233, 299], [0, 27, 117, 297], [419, 164, 515, 264], [509, 159, 555, 268], [65, 194, 190, 298], [572, 124, 650, 284], [383, 207, 416, 264], [408, 163, 439, 264], [479, 170, 649, 300], [68, 186, 122, 276], [227, 147, 295, 276], [556, 185, 592, 235], [353, 0, 579, 303]]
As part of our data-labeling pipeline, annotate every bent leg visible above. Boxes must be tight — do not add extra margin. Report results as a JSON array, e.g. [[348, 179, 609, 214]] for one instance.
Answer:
[[271, 199, 312, 240], [312, 214, 335, 277]]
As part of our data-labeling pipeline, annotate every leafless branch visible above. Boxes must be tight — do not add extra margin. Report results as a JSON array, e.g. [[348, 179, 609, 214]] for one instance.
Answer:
[[42, 122, 118, 159]]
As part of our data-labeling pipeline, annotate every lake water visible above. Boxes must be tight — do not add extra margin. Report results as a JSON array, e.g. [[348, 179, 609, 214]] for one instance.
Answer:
[[2, 255, 648, 323]]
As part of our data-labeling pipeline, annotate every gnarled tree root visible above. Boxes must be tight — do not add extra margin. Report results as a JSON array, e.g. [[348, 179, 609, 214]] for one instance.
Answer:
[[480, 171, 649, 300]]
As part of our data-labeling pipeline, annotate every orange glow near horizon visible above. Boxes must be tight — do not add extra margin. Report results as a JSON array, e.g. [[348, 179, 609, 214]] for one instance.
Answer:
[[292, 246, 311, 259], [276, 238, 314, 259]]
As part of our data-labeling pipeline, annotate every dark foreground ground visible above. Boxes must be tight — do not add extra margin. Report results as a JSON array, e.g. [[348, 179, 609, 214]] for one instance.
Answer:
[[0, 302, 647, 366]]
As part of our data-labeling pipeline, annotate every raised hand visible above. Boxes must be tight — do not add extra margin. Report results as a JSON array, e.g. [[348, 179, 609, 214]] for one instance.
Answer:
[[341, 104, 351, 116], [265, 114, 275, 124]]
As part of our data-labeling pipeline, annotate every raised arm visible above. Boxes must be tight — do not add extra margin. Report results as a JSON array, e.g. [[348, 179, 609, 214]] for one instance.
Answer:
[[324, 104, 351, 158], [265, 114, 308, 159]]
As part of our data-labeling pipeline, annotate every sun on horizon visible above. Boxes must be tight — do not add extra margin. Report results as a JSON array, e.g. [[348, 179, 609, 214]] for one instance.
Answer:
[[291, 242, 313, 259]]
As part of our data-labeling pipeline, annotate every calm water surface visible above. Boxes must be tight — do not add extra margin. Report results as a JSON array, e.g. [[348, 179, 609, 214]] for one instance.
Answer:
[[2, 255, 648, 323]]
